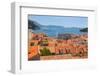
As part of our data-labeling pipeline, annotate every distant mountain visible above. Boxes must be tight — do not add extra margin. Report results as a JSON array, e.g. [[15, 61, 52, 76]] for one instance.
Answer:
[[28, 19, 40, 30], [80, 28, 88, 32], [46, 25, 64, 28]]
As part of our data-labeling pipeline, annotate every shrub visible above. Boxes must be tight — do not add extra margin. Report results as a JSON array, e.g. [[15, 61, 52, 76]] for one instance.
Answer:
[[40, 47, 51, 56]]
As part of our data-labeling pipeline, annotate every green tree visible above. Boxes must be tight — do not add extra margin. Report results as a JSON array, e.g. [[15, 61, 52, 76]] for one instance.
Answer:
[[40, 47, 51, 56]]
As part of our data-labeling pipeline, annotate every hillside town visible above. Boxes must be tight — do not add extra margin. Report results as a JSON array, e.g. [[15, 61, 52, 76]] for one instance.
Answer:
[[28, 30, 88, 60]]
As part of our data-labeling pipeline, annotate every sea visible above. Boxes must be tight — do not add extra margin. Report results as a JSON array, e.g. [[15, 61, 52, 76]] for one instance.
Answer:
[[32, 25, 87, 37]]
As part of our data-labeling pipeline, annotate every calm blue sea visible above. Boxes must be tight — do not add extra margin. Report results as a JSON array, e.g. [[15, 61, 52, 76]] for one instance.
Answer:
[[33, 25, 87, 37]]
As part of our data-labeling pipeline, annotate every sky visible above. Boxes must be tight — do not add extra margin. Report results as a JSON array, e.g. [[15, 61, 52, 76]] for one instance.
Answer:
[[28, 15, 88, 28]]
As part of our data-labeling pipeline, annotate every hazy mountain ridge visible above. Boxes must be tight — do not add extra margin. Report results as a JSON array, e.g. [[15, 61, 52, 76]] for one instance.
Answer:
[[80, 28, 88, 32]]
